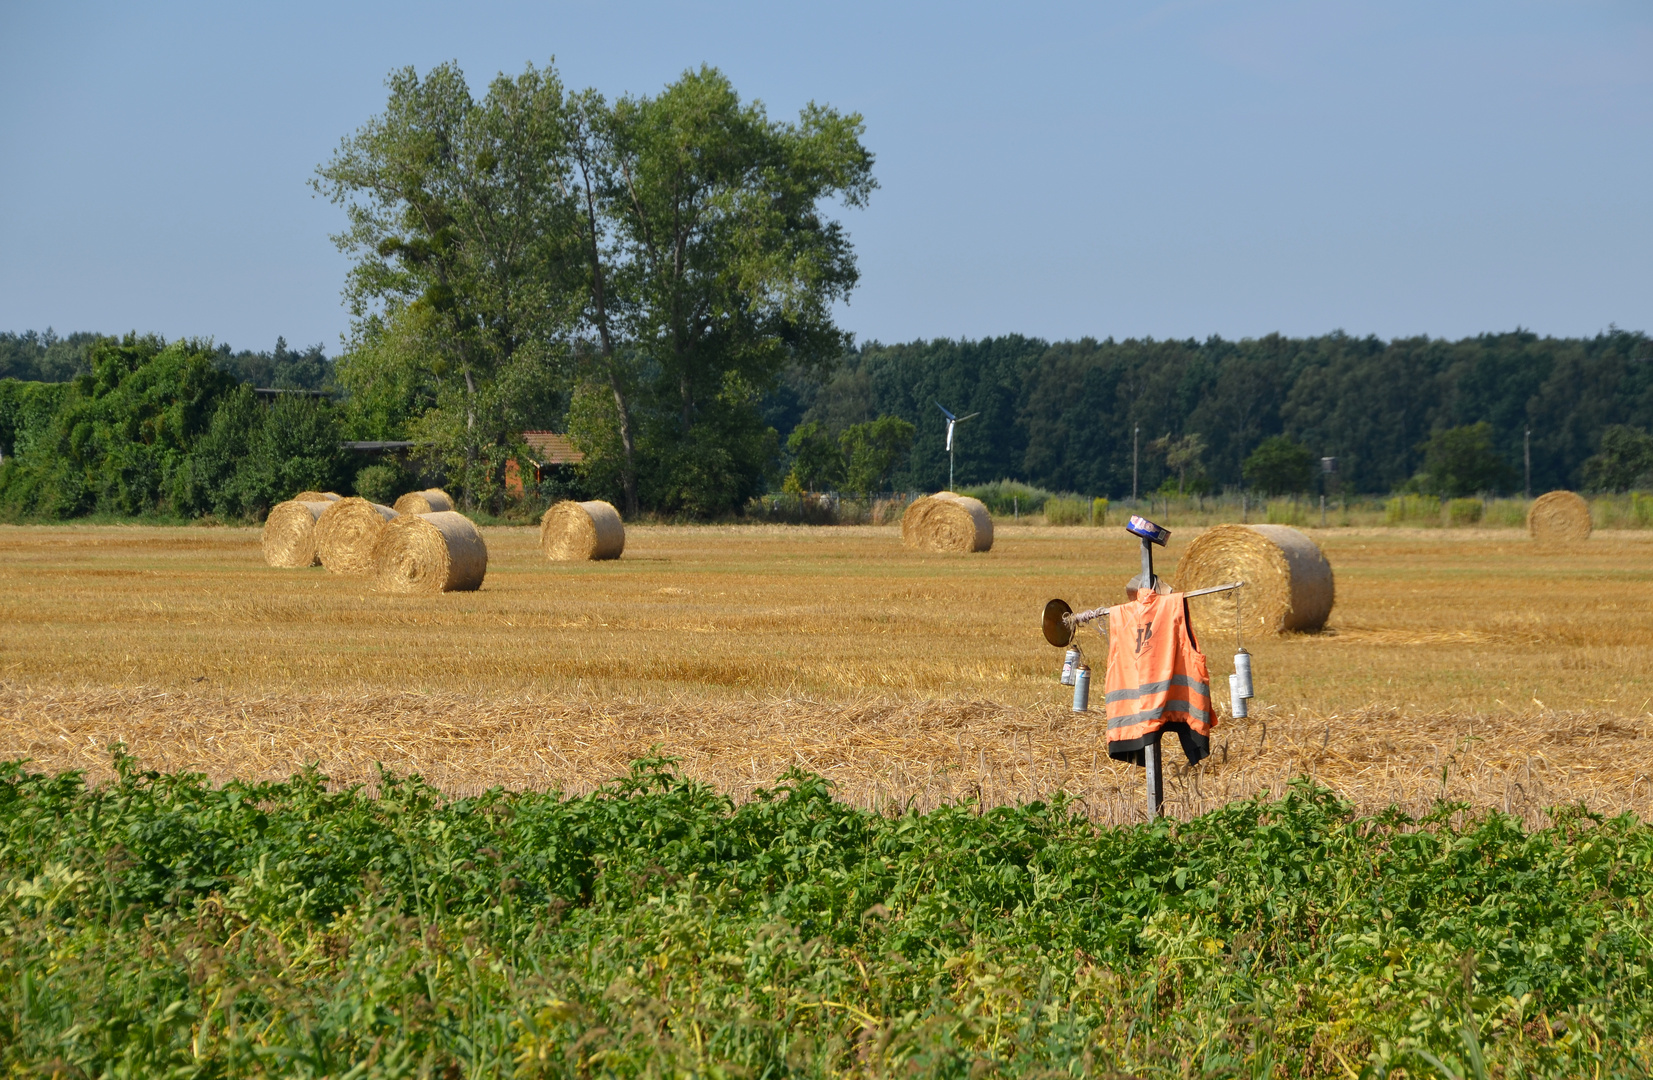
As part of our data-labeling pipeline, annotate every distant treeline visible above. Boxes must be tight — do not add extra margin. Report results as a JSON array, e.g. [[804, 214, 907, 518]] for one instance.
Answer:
[[764, 329, 1653, 496], [0, 330, 333, 392], [4, 327, 1652, 522]]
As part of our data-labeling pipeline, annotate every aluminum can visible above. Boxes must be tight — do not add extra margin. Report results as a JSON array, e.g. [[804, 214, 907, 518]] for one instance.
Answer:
[[1060, 648, 1080, 686], [1233, 650, 1254, 699], [1072, 666, 1091, 712], [1229, 672, 1248, 719]]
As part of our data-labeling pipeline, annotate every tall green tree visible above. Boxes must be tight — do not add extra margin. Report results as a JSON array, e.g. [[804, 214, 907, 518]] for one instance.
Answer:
[[1242, 435, 1314, 496], [1582, 425, 1653, 492], [1416, 422, 1515, 496], [315, 61, 584, 509], [840, 415, 915, 496], [575, 66, 875, 516]]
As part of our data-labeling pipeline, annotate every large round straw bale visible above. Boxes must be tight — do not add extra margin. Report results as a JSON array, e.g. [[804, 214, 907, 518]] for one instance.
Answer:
[[261, 500, 331, 568], [393, 488, 455, 515], [539, 500, 625, 561], [1527, 490, 1592, 543], [900, 491, 954, 544], [1172, 524, 1335, 636], [314, 497, 398, 575], [372, 511, 488, 593], [291, 491, 340, 503], [902, 492, 993, 553]]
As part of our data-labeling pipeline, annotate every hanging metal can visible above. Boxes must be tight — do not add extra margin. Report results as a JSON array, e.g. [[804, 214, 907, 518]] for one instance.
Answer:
[[1230, 672, 1248, 719], [1233, 650, 1254, 700], [1060, 648, 1080, 686], [1072, 666, 1091, 712]]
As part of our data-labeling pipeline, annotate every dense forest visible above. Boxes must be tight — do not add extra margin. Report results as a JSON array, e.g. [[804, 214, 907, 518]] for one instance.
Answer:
[[2, 326, 1651, 521], [0, 330, 332, 391], [766, 328, 1653, 497]]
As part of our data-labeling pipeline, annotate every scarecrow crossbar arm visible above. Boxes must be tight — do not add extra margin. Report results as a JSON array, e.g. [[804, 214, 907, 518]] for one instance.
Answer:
[[1065, 581, 1245, 629]]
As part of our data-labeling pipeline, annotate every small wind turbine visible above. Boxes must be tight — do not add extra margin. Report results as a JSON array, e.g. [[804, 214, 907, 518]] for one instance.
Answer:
[[935, 401, 980, 491]]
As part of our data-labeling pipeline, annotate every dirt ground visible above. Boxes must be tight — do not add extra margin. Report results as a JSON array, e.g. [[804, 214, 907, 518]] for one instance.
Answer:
[[2, 522, 1649, 824]]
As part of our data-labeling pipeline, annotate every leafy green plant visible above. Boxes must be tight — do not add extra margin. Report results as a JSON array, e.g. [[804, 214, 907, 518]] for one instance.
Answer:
[[353, 462, 404, 505], [2, 757, 1648, 1077], [1446, 497, 1485, 526], [1044, 495, 1088, 524], [958, 479, 1054, 516]]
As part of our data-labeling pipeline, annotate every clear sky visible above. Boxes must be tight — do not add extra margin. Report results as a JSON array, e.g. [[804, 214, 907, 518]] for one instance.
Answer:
[[2, 1, 1649, 354]]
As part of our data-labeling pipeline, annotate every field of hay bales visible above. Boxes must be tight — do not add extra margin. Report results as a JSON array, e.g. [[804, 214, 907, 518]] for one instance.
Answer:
[[1, 522, 1650, 823]]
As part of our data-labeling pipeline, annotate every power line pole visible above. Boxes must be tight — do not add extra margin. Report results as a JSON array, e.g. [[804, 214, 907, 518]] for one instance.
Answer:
[[1524, 427, 1532, 499], [1132, 425, 1140, 502]]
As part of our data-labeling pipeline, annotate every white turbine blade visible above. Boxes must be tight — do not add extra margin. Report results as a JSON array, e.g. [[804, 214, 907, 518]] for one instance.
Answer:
[[945, 420, 955, 452]]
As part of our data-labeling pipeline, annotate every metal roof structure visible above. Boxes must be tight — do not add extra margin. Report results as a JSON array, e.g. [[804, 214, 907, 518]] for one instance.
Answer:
[[520, 431, 584, 466]]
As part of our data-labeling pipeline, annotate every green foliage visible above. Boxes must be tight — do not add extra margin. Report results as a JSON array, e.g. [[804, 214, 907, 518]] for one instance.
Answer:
[[1242, 435, 1314, 495], [774, 328, 1653, 497], [1387, 494, 1443, 525], [1417, 422, 1517, 497], [957, 479, 1055, 515], [212, 335, 335, 392], [320, 59, 872, 519], [1582, 424, 1653, 492], [1, 758, 1649, 1077], [1092, 496, 1108, 525], [1446, 497, 1486, 526], [783, 420, 845, 493], [1044, 495, 1089, 524], [353, 463, 403, 505], [839, 415, 915, 496], [0, 339, 351, 521], [0, 335, 233, 518], [0, 329, 102, 381]]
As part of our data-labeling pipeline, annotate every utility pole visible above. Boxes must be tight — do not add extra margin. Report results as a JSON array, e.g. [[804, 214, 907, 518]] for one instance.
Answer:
[[1524, 427, 1532, 499], [1132, 425, 1140, 502]]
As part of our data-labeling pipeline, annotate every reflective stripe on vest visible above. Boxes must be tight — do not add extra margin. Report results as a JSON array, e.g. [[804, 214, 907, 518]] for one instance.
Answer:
[[1103, 590, 1216, 744]]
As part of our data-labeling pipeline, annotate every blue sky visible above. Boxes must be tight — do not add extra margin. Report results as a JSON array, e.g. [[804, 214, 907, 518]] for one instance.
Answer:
[[1, 1, 1649, 353]]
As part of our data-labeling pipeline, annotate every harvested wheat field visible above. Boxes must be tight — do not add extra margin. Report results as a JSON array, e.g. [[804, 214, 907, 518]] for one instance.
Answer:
[[1, 522, 1650, 823]]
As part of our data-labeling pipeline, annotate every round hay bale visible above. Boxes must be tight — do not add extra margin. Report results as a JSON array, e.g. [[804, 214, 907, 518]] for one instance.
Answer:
[[373, 511, 488, 593], [1527, 490, 1592, 543], [314, 497, 398, 575], [261, 500, 331, 568], [291, 491, 340, 503], [902, 492, 993, 553], [539, 500, 625, 561], [899, 491, 955, 544], [1172, 524, 1334, 636], [393, 488, 455, 515]]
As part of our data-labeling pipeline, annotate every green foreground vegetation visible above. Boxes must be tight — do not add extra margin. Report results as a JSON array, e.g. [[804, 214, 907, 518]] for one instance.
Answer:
[[4, 756, 1650, 1077]]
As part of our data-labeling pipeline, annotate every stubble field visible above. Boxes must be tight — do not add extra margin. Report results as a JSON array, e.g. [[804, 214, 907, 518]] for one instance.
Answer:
[[2, 521, 1650, 824]]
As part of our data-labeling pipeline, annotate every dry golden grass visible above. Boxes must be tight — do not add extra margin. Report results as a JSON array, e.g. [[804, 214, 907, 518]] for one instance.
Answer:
[[1, 522, 1650, 823]]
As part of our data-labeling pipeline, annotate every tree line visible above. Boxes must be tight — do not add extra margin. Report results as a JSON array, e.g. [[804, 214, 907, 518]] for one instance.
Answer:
[[766, 329, 1653, 497]]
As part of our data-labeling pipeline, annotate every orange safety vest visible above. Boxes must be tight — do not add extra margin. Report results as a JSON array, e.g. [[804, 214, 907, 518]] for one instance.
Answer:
[[1104, 589, 1216, 766]]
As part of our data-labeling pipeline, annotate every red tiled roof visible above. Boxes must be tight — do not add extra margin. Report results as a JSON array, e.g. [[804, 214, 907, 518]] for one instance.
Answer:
[[521, 431, 585, 465]]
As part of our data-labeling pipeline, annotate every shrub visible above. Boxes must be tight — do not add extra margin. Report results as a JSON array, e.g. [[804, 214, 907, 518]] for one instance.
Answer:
[[1385, 494, 1441, 525], [958, 479, 1053, 516], [1265, 498, 1307, 526], [1044, 496, 1088, 525], [354, 463, 403, 505], [1445, 497, 1484, 526], [1092, 497, 1108, 526]]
